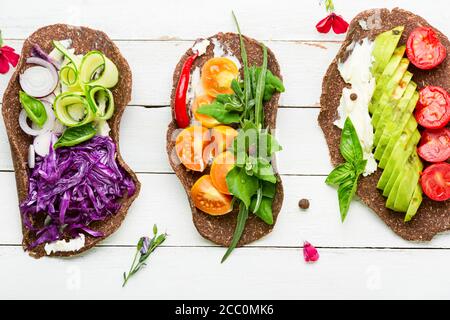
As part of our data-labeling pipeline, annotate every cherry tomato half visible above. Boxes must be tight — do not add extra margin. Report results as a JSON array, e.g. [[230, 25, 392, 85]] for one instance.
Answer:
[[415, 86, 450, 129], [175, 126, 210, 172], [421, 163, 450, 201], [406, 27, 447, 70], [203, 125, 238, 163], [210, 151, 235, 195], [201, 57, 239, 97], [191, 175, 233, 215], [191, 95, 219, 128], [417, 128, 450, 163]]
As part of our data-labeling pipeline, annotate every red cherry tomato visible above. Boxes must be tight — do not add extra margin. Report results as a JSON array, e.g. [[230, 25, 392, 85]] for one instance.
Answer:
[[415, 86, 450, 129], [417, 128, 450, 163], [421, 163, 450, 201], [406, 27, 447, 70]]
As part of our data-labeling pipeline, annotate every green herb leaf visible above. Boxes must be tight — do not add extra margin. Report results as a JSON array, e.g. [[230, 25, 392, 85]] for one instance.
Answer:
[[250, 196, 274, 225], [122, 225, 167, 287], [196, 102, 241, 124], [226, 166, 259, 208], [338, 176, 359, 222], [261, 181, 276, 198], [54, 123, 97, 149], [325, 162, 355, 186], [340, 117, 364, 163], [250, 66, 285, 101], [252, 157, 277, 184], [254, 45, 267, 127], [221, 202, 248, 263], [0, 30, 3, 48], [355, 159, 368, 175], [19, 91, 47, 127]]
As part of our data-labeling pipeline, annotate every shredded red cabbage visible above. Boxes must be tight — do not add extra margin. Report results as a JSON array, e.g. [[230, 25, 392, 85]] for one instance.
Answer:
[[20, 135, 136, 249]]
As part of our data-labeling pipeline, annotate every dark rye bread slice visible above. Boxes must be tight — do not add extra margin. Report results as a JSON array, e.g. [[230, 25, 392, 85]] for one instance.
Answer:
[[319, 8, 449, 241], [166, 32, 283, 246], [2, 24, 141, 258]]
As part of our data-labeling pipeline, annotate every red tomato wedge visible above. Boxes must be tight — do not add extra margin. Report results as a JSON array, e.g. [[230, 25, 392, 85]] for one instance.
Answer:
[[406, 27, 447, 70], [421, 163, 450, 201], [415, 86, 450, 129], [190, 175, 233, 215], [418, 128, 450, 163]]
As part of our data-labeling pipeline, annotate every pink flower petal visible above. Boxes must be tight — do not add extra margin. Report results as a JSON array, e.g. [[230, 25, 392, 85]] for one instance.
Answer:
[[303, 241, 319, 263], [1, 46, 19, 67], [316, 14, 333, 33], [0, 54, 10, 74], [331, 14, 349, 34]]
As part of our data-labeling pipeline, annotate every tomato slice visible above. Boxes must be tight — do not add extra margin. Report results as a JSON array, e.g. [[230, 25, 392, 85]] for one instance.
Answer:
[[210, 151, 235, 195], [421, 163, 450, 201], [191, 175, 233, 215], [201, 57, 239, 97], [175, 126, 209, 172], [204, 125, 238, 162], [417, 128, 450, 163], [192, 95, 219, 128], [406, 27, 447, 70], [415, 86, 450, 129]]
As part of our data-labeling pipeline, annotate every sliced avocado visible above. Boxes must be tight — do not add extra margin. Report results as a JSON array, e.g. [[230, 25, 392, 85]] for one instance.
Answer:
[[382, 131, 421, 196], [372, 58, 410, 127], [371, 26, 405, 78], [392, 152, 422, 212], [369, 46, 406, 114], [373, 71, 413, 147], [379, 112, 418, 169], [404, 185, 423, 222], [373, 81, 417, 158]]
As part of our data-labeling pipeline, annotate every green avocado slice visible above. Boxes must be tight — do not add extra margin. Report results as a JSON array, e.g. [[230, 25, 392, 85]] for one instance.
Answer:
[[374, 82, 417, 159], [371, 58, 410, 127], [371, 26, 405, 79], [404, 186, 423, 222], [369, 46, 406, 114], [374, 71, 413, 145]]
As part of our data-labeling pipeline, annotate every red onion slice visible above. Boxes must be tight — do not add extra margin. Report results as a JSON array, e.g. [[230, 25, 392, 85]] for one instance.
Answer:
[[19, 57, 59, 98], [19, 100, 55, 136]]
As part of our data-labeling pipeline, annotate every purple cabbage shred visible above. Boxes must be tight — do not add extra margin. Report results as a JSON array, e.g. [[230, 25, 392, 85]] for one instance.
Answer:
[[20, 136, 135, 249]]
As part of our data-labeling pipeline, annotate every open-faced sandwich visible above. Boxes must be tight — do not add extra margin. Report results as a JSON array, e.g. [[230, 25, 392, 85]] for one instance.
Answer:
[[166, 13, 285, 261], [319, 8, 449, 240], [2, 24, 140, 258]]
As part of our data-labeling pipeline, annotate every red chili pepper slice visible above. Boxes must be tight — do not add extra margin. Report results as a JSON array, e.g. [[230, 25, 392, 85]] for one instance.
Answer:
[[174, 52, 198, 128]]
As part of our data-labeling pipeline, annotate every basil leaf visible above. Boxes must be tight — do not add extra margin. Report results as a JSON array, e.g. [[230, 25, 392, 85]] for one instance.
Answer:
[[250, 196, 274, 225], [262, 181, 276, 198], [340, 117, 364, 162], [196, 102, 241, 124], [19, 90, 47, 127], [337, 175, 359, 222], [226, 166, 259, 208], [249, 66, 285, 101], [221, 201, 248, 263], [252, 157, 277, 184], [355, 159, 368, 175], [54, 123, 97, 149], [326, 162, 355, 186]]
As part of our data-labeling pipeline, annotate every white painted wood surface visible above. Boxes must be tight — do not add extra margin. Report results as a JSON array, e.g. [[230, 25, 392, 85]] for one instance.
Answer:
[[1, 0, 449, 300]]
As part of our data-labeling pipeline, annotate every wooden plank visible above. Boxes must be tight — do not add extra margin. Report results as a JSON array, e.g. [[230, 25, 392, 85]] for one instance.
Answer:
[[0, 40, 340, 107], [0, 106, 334, 174], [1, 0, 449, 41], [1, 246, 450, 299], [2, 171, 450, 248]]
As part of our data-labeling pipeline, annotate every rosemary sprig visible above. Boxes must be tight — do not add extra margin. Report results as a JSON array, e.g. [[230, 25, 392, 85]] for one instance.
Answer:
[[122, 224, 167, 287]]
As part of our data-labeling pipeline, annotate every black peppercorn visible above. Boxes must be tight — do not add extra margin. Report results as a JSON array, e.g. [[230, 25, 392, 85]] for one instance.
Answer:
[[299, 199, 310, 210], [350, 93, 358, 101]]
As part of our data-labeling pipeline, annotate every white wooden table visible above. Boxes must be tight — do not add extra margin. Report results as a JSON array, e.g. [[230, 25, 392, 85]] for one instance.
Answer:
[[1, 0, 450, 300]]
